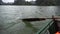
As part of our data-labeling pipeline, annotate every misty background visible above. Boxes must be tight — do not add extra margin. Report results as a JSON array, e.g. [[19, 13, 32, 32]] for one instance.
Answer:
[[0, 0, 59, 5]]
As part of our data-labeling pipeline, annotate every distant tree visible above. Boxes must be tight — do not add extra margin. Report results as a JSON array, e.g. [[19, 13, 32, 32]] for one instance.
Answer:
[[14, 0, 25, 5], [36, 0, 56, 5], [0, 0, 2, 5]]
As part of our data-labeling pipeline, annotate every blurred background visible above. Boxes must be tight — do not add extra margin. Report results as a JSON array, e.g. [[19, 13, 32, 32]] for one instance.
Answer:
[[0, 0, 58, 5], [0, 0, 60, 34]]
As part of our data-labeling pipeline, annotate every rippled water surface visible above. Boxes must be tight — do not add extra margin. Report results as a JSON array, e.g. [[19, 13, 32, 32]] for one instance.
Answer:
[[0, 6, 58, 34]]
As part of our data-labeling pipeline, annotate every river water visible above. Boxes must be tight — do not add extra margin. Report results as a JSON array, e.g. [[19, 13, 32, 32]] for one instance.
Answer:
[[0, 6, 58, 34]]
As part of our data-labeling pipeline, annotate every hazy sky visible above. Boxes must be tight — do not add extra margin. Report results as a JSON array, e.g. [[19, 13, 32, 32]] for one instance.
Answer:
[[2, 0, 14, 3], [25, 0, 36, 2]]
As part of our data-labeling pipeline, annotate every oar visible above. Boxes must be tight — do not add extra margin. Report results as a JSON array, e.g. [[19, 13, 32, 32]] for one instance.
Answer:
[[22, 16, 60, 22]]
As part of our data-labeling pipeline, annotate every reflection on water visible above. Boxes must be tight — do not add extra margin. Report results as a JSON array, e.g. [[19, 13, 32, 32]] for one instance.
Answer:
[[0, 6, 57, 34]]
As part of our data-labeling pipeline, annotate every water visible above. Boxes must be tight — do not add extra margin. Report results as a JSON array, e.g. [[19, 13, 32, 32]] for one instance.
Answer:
[[0, 6, 57, 34]]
